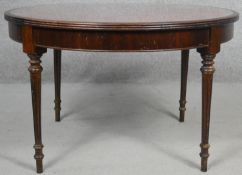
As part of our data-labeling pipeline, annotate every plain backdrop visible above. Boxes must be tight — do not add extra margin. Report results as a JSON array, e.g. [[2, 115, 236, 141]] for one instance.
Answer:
[[1, 1, 242, 175], [0, 0, 241, 84]]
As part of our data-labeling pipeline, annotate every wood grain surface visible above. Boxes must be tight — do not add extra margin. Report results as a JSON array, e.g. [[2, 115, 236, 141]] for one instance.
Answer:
[[4, 3, 239, 30]]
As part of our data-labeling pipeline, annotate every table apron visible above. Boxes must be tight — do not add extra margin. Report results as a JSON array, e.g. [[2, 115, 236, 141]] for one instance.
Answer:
[[33, 28, 210, 51], [8, 22, 234, 51]]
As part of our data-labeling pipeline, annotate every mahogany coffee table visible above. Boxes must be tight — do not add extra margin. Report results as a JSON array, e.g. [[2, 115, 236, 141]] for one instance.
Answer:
[[4, 3, 239, 173]]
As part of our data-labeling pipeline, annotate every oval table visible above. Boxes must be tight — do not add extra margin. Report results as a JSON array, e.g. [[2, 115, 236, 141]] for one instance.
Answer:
[[4, 3, 239, 173]]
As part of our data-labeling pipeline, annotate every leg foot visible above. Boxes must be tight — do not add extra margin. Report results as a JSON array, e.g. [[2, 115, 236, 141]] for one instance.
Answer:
[[200, 143, 210, 172], [34, 144, 44, 173]]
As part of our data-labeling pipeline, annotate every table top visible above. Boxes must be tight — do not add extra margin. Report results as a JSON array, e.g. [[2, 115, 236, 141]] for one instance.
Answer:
[[5, 3, 239, 30]]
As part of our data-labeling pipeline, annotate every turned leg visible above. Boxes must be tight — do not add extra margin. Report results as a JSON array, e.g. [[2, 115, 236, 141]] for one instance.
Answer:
[[54, 49, 61, 121], [199, 51, 216, 172], [28, 53, 44, 173], [179, 50, 189, 122]]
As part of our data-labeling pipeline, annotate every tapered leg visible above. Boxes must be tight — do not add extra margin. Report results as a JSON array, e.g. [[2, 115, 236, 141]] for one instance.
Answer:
[[199, 52, 216, 172], [28, 53, 44, 173], [179, 50, 189, 122], [54, 49, 61, 122]]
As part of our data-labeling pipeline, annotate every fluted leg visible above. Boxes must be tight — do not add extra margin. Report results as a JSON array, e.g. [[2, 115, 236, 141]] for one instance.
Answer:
[[199, 51, 216, 172], [179, 50, 189, 122], [28, 53, 44, 173], [54, 49, 61, 122]]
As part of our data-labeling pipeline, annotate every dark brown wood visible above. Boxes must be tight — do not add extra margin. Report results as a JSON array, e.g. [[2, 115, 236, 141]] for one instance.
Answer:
[[22, 25, 47, 174], [6, 23, 236, 52], [196, 25, 221, 171], [28, 52, 44, 173], [198, 49, 216, 172], [179, 50, 189, 122], [54, 49, 61, 122], [8, 22, 22, 43], [4, 4, 239, 30], [4, 3, 239, 173], [33, 28, 210, 51]]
